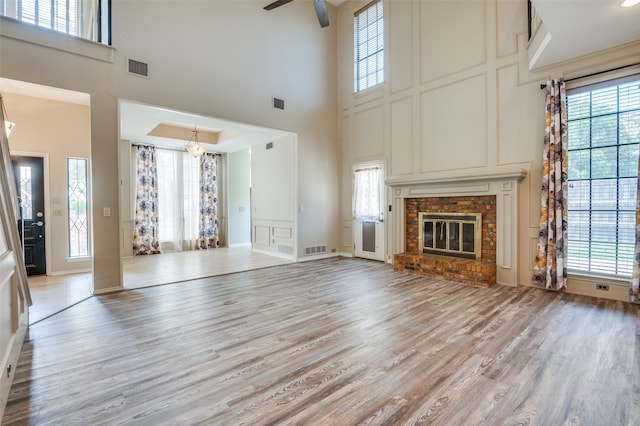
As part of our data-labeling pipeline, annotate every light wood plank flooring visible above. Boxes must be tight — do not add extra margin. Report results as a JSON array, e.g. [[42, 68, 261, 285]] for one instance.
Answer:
[[28, 247, 292, 324], [4, 258, 639, 425]]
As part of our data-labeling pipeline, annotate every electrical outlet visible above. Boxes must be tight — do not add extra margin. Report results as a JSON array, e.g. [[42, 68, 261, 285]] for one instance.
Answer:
[[596, 283, 609, 291]]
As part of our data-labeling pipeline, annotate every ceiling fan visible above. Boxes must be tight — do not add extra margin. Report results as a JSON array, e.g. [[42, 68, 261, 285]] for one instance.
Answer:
[[264, 0, 329, 28]]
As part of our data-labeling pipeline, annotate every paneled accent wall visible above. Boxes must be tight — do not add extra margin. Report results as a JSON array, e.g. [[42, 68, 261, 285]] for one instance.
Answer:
[[337, 0, 640, 294]]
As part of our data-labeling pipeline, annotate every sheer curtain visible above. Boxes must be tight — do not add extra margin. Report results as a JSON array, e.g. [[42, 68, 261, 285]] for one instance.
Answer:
[[532, 79, 568, 290], [154, 149, 200, 252], [353, 166, 382, 222]]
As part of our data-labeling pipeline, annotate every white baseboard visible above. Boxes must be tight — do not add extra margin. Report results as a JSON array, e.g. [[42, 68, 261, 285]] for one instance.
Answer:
[[48, 268, 92, 276], [92, 286, 124, 295], [228, 242, 252, 248], [339, 252, 353, 258], [296, 252, 341, 262], [251, 248, 296, 261]]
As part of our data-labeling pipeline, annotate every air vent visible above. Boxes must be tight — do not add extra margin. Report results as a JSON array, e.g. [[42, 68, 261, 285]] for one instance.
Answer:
[[278, 244, 293, 256], [273, 97, 285, 110], [304, 245, 327, 256], [127, 58, 149, 77], [266, 142, 274, 150]]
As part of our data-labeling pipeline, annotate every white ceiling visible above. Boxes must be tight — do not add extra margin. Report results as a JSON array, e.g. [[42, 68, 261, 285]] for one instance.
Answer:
[[531, 0, 640, 69]]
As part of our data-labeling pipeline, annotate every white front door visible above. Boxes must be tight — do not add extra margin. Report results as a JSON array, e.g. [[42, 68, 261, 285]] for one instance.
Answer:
[[353, 163, 385, 261]]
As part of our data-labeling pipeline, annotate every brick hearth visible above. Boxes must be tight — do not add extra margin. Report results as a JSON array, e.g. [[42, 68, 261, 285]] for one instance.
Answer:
[[394, 195, 497, 287]]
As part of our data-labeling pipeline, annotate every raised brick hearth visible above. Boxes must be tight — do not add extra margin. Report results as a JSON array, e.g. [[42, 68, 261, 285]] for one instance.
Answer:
[[394, 195, 497, 287]]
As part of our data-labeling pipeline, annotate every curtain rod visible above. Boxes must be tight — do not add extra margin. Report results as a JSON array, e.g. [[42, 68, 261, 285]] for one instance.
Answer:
[[132, 143, 220, 155], [539, 62, 640, 90]]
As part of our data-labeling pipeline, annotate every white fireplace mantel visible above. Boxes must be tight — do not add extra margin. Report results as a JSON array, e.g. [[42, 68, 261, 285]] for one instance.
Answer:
[[388, 163, 529, 287]]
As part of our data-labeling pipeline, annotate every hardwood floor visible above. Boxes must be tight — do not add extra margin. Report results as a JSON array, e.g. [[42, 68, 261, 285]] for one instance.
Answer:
[[4, 258, 639, 425], [28, 247, 292, 324]]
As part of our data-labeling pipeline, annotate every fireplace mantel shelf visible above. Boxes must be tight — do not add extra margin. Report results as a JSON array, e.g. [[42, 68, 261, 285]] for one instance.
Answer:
[[386, 164, 528, 187]]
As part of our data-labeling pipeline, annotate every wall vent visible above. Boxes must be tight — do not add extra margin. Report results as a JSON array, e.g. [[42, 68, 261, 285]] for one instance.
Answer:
[[278, 244, 294, 256], [304, 245, 327, 256], [127, 58, 149, 77], [273, 97, 285, 110]]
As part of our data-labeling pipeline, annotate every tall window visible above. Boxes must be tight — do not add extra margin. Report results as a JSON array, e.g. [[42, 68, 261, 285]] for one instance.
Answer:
[[156, 149, 200, 252], [354, 0, 384, 93], [1, 0, 110, 44], [67, 158, 89, 257], [567, 76, 640, 277]]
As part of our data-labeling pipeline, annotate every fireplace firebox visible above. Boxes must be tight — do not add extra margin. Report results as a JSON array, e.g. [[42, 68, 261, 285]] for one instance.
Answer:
[[417, 212, 482, 260]]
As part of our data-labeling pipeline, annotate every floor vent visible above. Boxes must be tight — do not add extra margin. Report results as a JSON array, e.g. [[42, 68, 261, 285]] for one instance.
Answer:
[[304, 245, 327, 256], [278, 244, 294, 256], [127, 58, 149, 77]]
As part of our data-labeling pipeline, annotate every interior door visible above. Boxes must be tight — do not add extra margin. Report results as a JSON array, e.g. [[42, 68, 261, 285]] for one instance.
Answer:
[[353, 163, 385, 261], [12, 155, 46, 275]]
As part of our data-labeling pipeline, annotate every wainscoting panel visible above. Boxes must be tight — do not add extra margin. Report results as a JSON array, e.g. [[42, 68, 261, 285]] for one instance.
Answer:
[[420, 74, 487, 173]]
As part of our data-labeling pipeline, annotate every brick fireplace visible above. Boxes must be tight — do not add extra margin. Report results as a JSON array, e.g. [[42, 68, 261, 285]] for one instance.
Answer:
[[387, 165, 527, 287], [394, 195, 497, 287]]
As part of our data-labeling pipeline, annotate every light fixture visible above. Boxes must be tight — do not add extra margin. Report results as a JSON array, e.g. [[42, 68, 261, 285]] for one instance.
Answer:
[[185, 126, 206, 157], [0, 94, 15, 137], [620, 0, 640, 7]]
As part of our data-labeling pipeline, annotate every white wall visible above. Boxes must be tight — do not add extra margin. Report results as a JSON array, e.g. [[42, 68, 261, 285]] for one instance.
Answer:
[[227, 149, 251, 247], [5, 93, 92, 274], [337, 0, 640, 300], [251, 135, 297, 257], [1, 0, 339, 291]]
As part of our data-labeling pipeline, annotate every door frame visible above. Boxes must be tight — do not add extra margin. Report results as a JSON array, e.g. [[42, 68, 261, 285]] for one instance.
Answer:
[[11, 151, 51, 275], [352, 161, 386, 262]]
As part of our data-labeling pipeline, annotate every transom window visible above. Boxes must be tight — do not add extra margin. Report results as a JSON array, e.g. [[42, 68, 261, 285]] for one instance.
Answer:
[[1, 0, 111, 44], [354, 0, 384, 93], [567, 75, 640, 277]]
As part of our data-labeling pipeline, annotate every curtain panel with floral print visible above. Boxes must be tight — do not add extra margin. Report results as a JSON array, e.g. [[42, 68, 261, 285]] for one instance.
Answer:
[[133, 145, 161, 255], [533, 79, 568, 290]]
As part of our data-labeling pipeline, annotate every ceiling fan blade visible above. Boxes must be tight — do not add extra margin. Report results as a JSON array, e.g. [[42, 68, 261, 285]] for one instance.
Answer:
[[313, 0, 329, 27], [264, 0, 294, 11]]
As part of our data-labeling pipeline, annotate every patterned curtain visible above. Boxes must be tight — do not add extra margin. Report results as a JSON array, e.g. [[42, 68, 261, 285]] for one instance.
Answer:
[[198, 152, 219, 249], [532, 79, 568, 290], [133, 145, 161, 255], [630, 156, 640, 303]]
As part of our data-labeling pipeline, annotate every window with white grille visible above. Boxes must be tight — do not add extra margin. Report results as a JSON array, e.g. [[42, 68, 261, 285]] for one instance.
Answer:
[[1, 0, 110, 44], [354, 0, 383, 93], [567, 75, 640, 277]]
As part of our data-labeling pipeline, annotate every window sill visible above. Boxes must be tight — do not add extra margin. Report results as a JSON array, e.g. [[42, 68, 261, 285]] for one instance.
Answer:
[[66, 256, 92, 263], [568, 271, 629, 286], [0, 16, 114, 63]]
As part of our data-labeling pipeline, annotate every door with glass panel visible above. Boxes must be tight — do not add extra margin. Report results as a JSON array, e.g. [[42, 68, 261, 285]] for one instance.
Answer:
[[353, 163, 385, 261], [11, 156, 46, 275]]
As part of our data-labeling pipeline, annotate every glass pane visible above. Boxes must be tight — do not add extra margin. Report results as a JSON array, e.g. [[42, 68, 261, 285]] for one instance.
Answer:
[[567, 180, 590, 210], [591, 114, 618, 148], [568, 210, 590, 242], [423, 221, 433, 249], [567, 119, 590, 150], [619, 111, 640, 145], [68, 158, 89, 257], [618, 143, 639, 177], [568, 149, 590, 180], [590, 146, 617, 179], [618, 178, 637, 211], [435, 221, 447, 250], [448, 222, 460, 251], [462, 223, 475, 253], [591, 179, 616, 210], [18, 166, 33, 220]]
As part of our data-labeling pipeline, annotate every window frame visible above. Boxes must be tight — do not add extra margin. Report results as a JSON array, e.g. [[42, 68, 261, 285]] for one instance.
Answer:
[[566, 73, 640, 279], [1, 0, 111, 45], [353, 0, 384, 93], [67, 157, 90, 259]]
